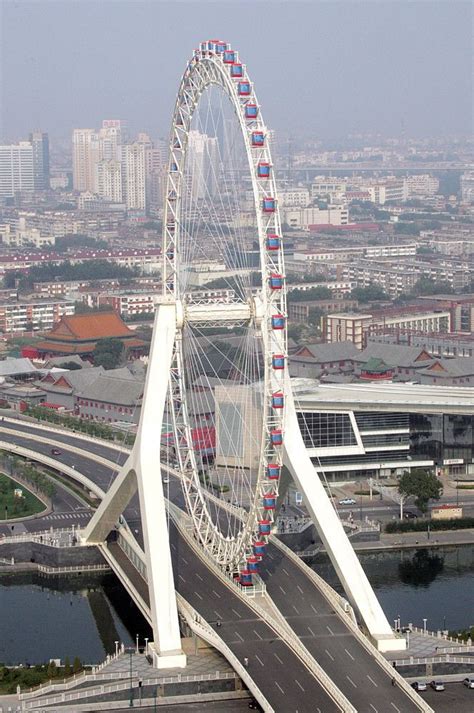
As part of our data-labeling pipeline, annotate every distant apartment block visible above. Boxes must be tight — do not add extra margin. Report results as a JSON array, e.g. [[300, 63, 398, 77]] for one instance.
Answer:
[[405, 174, 439, 197], [282, 205, 349, 229], [0, 299, 74, 335], [0, 142, 34, 197]]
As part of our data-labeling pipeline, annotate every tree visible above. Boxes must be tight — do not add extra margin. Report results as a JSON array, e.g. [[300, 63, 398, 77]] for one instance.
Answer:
[[93, 338, 124, 369], [46, 661, 57, 679], [64, 656, 71, 676], [72, 657, 82, 674], [58, 361, 82, 371], [398, 468, 443, 513], [351, 284, 389, 302], [411, 277, 453, 296]]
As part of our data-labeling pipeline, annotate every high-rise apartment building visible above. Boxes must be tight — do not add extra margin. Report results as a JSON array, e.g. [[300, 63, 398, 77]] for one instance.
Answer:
[[0, 142, 34, 197], [187, 130, 220, 201], [72, 129, 100, 192], [122, 143, 146, 210], [29, 131, 50, 190], [96, 160, 123, 203]]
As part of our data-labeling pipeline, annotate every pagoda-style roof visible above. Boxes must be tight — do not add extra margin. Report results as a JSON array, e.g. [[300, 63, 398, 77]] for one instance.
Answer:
[[35, 311, 145, 357]]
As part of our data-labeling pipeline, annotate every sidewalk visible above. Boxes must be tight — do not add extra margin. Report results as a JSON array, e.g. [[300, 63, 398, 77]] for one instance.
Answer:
[[351, 527, 474, 552]]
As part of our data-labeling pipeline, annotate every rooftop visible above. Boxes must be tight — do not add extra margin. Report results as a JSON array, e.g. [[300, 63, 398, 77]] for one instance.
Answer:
[[294, 381, 474, 415]]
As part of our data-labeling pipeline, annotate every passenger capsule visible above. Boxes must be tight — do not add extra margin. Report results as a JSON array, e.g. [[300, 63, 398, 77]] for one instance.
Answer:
[[239, 569, 253, 586], [267, 464, 280, 480], [263, 493, 277, 510], [266, 234, 280, 250], [245, 104, 259, 119], [271, 429, 283, 446], [257, 162, 271, 178], [269, 274, 284, 290], [272, 355, 285, 370], [247, 556, 260, 572], [238, 81, 251, 95], [253, 541, 266, 557], [251, 131, 265, 147], [258, 520, 272, 536], [231, 64, 244, 78], [262, 197, 276, 212], [272, 392, 284, 409], [216, 41, 226, 53], [223, 50, 236, 64], [271, 314, 285, 329]]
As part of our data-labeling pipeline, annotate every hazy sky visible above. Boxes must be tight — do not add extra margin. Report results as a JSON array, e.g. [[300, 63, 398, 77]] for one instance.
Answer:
[[1, 0, 472, 142]]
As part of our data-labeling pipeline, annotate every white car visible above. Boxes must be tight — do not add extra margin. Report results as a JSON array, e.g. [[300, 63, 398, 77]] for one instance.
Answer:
[[463, 677, 474, 688], [339, 498, 356, 506], [430, 680, 445, 691], [411, 681, 427, 692]]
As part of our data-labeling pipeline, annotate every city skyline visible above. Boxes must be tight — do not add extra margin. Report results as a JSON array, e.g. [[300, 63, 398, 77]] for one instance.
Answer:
[[1, 1, 472, 142]]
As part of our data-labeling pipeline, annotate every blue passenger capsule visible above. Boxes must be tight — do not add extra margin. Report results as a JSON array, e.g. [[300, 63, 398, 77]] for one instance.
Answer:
[[266, 234, 280, 250], [267, 464, 281, 480], [269, 274, 284, 290], [238, 81, 251, 95], [272, 355, 285, 370], [271, 314, 285, 329], [223, 50, 236, 64], [259, 520, 271, 536], [271, 430, 283, 446], [263, 494, 277, 510], [257, 162, 271, 178], [272, 393, 284, 409], [262, 197, 276, 212], [231, 64, 244, 78], [251, 131, 265, 147], [245, 104, 258, 119]]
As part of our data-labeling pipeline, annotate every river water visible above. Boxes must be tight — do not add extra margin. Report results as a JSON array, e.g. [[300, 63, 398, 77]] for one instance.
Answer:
[[1, 545, 473, 665]]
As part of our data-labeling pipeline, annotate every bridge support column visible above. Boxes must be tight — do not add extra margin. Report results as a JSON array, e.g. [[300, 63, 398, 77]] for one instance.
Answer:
[[83, 301, 186, 668], [283, 387, 405, 652]]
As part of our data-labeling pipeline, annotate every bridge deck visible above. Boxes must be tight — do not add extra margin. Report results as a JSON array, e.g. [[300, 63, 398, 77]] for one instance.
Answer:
[[0, 419, 424, 712]]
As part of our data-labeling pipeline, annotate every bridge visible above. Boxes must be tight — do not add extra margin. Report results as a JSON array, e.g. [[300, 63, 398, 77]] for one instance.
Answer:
[[0, 416, 430, 712]]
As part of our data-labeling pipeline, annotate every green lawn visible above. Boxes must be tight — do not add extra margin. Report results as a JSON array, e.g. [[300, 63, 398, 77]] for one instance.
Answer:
[[0, 473, 46, 520]]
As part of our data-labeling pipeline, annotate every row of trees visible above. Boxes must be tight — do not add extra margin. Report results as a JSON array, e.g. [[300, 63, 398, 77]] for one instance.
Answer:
[[4, 259, 138, 290]]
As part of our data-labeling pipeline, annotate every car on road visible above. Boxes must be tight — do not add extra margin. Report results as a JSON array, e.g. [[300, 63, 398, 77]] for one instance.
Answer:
[[50, 448, 62, 456], [404, 510, 418, 519], [338, 498, 356, 506], [411, 681, 427, 692], [430, 680, 445, 691], [463, 677, 474, 688]]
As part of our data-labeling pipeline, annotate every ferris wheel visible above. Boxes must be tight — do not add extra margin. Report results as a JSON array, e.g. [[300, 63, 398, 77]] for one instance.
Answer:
[[162, 40, 287, 583]]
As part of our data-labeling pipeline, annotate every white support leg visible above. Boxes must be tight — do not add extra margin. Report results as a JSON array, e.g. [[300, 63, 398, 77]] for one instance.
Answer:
[[134, 300, 186, 668], [283, 388, 405, 652], [84, 301, 186, 668]]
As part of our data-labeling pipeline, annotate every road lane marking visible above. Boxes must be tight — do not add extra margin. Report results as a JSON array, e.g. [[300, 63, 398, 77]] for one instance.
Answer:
[[311, 604, 319, 614], [390, 704, 401, 712], [367, 674, 378, 687], [171, 543, 177, 551], [297, 585, 304, 594], [214, 611, 223, 620], [307, 626, 316, 637], [231, 608, 242, 618], [345, 648, 355, 660], [178, 574, 186, 582], [292, 605, 300, 614], [279, 585, 286, 594], [195, 573, 203, 581], [346, 675, 357, 688], [326, 625, 334, 635], [275, 681, 285, 695], [212, 590, 221, 598], [267, 552, 274, 560], [235, 631, 244, 642], [282, 567, 289, 576], [194, 592, 203, 600], [325, 650, 334, 661], [255, 654, 265, 667], [253, 629, 262, 640], [274, 653, 284, 665], [181, 557, 188, 565], [295, 679, 305, 692], [369, 705, 378, 713]]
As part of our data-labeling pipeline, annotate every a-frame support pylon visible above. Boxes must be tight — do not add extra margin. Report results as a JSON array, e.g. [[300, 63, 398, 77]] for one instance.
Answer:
[[83, 300, 186, 669]]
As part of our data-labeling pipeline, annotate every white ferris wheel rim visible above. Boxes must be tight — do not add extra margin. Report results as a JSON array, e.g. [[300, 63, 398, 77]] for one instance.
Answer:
[[162, 40, 287, 574]]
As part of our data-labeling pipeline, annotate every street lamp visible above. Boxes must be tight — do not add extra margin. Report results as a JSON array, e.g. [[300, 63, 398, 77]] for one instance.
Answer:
[[135, 634, 139, 654], [128, 647, 134, 707], [115, 641, 119, 657], [144, 638, 149, 655], [423, 618, 427, 634]]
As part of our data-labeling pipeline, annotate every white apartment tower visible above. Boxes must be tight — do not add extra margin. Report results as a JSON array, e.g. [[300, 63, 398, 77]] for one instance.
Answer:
[[72, 129, 100, 192], [96, 160, 123, 203], [0, 142, 35, 197], [122, 143, 146, 210]]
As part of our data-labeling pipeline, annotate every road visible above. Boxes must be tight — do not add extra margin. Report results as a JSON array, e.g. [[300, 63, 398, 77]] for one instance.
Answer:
[[0, 418, 425, 711]]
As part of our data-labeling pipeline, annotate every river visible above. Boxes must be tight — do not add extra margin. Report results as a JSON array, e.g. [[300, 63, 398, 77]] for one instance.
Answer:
[[1, 545, 473, 665]]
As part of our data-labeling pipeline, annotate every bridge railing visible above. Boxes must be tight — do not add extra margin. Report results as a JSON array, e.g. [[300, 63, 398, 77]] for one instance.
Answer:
[[0, 527, 81, 545]]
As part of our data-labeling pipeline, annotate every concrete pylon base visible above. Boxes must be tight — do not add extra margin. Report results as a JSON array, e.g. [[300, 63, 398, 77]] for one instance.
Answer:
[[149, 642, 187, 669]]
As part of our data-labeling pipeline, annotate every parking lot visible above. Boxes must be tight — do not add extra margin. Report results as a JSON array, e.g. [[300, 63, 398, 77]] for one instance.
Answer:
[[422, 681, 474, 711]]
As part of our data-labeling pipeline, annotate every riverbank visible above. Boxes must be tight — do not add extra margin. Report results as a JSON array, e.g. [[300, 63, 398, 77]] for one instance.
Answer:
[[350, 527, 474, 553]]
